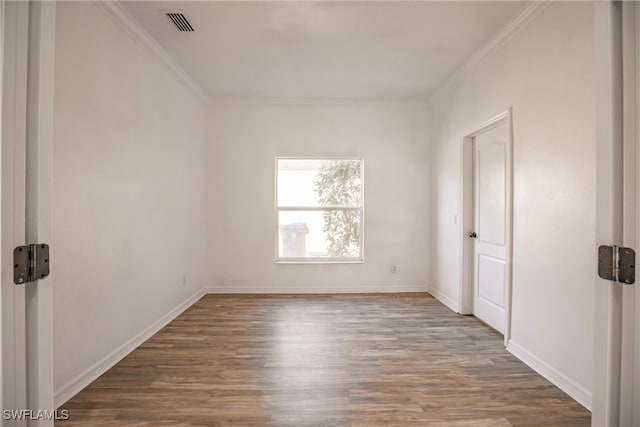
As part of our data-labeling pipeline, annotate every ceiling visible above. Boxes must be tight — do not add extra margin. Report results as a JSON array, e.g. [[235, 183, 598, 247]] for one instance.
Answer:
[[122, 1, 526, 101]]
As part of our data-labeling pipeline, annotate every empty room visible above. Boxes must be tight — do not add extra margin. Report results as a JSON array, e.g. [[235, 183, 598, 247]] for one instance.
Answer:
[[1, 0, 639, 426]]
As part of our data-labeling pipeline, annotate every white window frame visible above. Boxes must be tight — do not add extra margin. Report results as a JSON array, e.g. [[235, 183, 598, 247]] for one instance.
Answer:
[[275, 157, 364, 264]]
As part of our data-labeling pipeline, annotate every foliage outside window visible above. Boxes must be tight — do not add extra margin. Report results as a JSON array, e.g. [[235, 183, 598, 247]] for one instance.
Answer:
[[276, 158, 363, 262]]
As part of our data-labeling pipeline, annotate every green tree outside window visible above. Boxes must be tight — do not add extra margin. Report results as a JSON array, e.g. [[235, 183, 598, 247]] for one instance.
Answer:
[[314, 160, 361, 257]]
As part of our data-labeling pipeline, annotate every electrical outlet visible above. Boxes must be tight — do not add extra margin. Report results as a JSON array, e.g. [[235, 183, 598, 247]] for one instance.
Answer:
[[391, 264, 398, 274]]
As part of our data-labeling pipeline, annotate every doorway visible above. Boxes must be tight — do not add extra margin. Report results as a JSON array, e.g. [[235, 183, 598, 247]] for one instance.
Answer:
[[461, 109, 513, 345]]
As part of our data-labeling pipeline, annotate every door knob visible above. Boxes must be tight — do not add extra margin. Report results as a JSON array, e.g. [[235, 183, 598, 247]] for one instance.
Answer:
[[468, 232, 477, 238]]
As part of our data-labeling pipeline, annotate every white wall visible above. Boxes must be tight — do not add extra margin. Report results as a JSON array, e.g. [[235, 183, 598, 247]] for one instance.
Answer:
[[428, 2, 595, 408], [52, 2, 207, 403], [205, 102, 429, 293]]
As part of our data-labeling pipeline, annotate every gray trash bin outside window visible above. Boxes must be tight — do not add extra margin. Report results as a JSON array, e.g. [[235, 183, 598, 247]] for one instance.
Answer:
[[279, 223, 309, 257]]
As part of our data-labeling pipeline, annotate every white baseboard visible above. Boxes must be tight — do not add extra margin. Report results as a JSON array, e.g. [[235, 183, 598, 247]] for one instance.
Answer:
[[54, 288, 205, 408], [507, 340, 592, 411], [204, 284, 428, 294], [427, 286, 460, 313]]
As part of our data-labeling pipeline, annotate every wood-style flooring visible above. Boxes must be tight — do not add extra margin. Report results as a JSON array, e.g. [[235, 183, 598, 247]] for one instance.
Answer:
[[59, 293, 590, 426]]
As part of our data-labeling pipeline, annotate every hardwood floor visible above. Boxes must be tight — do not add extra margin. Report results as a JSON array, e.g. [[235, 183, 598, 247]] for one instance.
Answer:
[[59, 293, 590, 426]]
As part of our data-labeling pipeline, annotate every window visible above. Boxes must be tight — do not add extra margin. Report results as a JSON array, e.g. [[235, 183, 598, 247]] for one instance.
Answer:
[[276, 158, 364, 263]]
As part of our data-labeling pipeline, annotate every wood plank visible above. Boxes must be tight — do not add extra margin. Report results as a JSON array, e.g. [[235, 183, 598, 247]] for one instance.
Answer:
[[57, 294, 590, 426]]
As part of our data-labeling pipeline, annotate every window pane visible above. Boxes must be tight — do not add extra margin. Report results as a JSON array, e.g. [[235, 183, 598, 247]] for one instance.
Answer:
[[278, 210, 361, 258], [277, 159, 361, 207]]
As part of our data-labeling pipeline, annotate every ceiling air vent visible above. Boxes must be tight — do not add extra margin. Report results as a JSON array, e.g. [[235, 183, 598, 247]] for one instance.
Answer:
[[166, 13, 194, 32]]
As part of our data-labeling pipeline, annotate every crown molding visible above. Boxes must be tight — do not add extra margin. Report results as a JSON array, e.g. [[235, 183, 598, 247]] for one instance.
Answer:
[[207, 96, 428, 108], [93, 0, 550, 109], [427, 0, 553, 105], [94, 1, 209, 104]]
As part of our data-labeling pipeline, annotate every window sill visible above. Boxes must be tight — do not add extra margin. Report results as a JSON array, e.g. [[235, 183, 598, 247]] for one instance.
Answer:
[[275, 259, 364, 264]]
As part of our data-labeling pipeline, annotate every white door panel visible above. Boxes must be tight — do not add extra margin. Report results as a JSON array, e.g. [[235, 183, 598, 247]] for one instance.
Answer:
[[473, 123, 509, 334], [477, 255, 506, 308], [478, 142, 506, 246], [478, 241, 506, 259]]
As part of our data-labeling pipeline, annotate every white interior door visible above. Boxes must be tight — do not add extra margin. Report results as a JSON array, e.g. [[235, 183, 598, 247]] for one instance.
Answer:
[[1, 0, 55, 420], [620, 2, 638, 425], [2, 1, 29, 414], [593, 1, 638, 425], [472, 123, 509, 334], [25, 0, 56, 415]]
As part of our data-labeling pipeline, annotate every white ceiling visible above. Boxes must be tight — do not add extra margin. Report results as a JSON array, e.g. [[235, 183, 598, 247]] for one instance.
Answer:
[[122, 1, 526, 101]]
